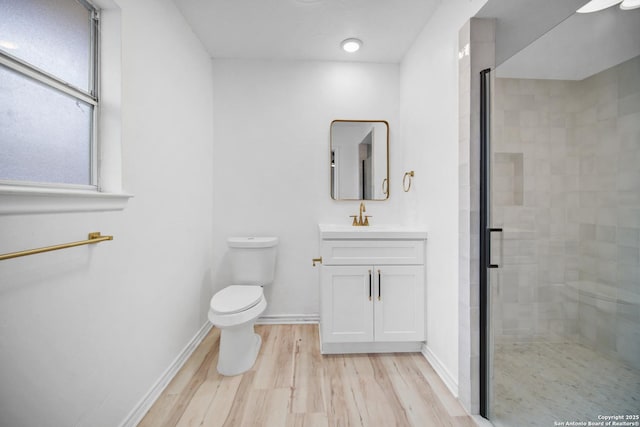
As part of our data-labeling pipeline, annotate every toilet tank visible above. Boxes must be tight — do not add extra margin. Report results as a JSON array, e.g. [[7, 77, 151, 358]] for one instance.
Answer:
[[227, 237, 278, 286]]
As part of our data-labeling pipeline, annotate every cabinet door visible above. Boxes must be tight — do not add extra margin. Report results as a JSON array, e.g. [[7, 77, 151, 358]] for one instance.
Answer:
[[321, 265, 374, 343], [374, 265, 425, 342]]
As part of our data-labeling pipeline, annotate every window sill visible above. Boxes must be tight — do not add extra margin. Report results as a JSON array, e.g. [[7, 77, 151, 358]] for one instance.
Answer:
[[0, 185, 133, 215]]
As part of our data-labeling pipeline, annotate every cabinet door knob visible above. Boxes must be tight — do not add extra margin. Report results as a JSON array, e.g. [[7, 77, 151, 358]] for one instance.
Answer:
[[312, 257, 322, 267], [378, 269, 382, 301], [368, 270, 372, 301]]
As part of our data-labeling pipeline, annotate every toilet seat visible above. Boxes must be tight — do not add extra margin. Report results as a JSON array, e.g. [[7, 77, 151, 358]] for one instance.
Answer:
[[210, 285, 263, 315]]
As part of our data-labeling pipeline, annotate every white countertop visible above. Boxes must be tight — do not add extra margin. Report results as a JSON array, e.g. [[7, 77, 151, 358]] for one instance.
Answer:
[[318, 223, 428, 240]]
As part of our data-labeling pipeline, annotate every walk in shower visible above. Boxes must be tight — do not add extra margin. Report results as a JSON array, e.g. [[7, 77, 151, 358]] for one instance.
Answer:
[[481, 5, 640, 426]]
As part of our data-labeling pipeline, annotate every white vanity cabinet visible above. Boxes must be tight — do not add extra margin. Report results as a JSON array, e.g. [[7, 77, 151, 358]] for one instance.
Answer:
[[318, 225, 427, 354]]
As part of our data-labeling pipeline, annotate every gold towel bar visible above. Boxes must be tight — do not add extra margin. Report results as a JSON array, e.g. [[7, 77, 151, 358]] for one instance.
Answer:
[[0, 232, 113, 261]]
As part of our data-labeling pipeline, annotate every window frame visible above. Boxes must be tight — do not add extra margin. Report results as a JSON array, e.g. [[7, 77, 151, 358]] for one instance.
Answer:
[[0, 0, 99, 190], [0, 0, 131, 214]]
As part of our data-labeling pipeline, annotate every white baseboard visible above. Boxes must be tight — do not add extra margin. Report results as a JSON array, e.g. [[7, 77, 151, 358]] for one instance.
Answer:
[[257, 314, 319, 324], [118, 322, 213, 427], [421, 343, 459, 398]]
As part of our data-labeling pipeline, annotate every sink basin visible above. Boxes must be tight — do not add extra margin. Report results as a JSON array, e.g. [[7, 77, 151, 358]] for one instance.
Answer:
[[318, 224, 428, 240]]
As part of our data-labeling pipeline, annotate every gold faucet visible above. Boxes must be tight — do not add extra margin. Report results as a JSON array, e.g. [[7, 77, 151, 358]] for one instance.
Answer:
[[350, 202, 372, 226]]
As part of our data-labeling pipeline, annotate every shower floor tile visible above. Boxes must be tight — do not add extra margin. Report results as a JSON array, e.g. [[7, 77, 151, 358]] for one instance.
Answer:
[[492, 341, 640, 427]]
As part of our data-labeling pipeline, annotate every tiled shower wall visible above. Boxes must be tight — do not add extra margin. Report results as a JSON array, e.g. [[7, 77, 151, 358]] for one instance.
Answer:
[[492, 74, 580, 343], [572, 55, 640, 369], [491, 56, 640, 369]]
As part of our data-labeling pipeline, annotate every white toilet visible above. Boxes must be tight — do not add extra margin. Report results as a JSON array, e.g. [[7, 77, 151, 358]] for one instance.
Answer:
[[208, 236, 278, 376]]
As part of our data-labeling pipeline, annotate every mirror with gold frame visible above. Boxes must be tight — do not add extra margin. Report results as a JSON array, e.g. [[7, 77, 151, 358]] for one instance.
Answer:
[[330, 120, 389, 201]]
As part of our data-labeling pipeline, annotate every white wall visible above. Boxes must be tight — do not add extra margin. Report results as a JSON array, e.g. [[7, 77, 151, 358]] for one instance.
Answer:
[[211, 59, 401, 318], [399, 0, 488, 393], [0, 1, 214, 426]]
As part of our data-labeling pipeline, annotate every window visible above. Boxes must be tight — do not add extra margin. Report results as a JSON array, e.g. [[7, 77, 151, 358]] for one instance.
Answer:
[[0, 0, 129, 214], [0, 0, 99, 188]]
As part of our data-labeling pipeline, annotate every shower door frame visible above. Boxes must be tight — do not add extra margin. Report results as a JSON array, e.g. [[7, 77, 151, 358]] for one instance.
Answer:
[[479, 67, 501, 419]]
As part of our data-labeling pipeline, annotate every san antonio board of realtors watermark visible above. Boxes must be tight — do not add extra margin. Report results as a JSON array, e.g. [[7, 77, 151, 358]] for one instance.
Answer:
[[554, 415, 640, 426]]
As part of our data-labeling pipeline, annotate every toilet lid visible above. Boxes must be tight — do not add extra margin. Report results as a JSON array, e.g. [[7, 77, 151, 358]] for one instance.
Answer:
[[210, 285, 263, 315]]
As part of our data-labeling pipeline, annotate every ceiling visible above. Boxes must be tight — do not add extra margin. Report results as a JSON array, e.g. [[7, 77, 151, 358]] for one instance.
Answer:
[[476, 0, 640, 80], [496, 6, 640, 80], [476, 0, 589, 65], [172, 0, 441, 63]]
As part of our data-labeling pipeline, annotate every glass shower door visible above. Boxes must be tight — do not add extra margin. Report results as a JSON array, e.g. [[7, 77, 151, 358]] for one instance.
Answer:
[[483, 52, 640, 427]]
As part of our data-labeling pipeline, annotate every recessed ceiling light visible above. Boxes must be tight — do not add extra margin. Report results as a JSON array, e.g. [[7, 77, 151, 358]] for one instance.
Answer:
[[620, 0, 640, 9], [577, 0, 640, 12], [341, 38, 362, 53], [577, 0, 621, 12]]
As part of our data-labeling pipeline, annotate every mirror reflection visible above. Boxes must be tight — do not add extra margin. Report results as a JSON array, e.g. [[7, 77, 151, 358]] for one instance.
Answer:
[[330, 120, 389, 201]]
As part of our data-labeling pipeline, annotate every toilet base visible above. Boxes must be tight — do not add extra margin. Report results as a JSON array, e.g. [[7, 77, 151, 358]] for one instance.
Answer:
[[217, 323, 262, 376]]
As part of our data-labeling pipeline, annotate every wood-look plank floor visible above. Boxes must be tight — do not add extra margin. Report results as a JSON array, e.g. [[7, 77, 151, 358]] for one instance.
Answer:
[[138, 324, 474, 427]]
